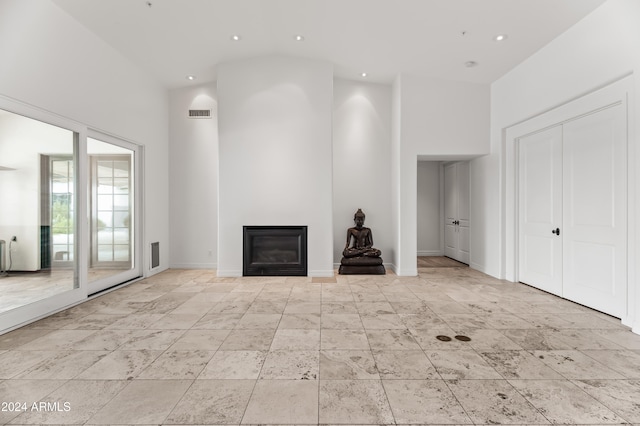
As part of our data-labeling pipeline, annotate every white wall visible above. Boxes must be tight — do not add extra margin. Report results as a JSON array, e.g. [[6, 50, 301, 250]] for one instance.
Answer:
[[168, 84, 219, 269], [417, 161, 441, 255], [468, 153, 500, 274], [169, 77, 395, 273], [484, 0, 640, 331], [0, 0, 169, 274], [393, 75, 490, 275], [216, 56, 334, 276], [332, 79, 392, 265]]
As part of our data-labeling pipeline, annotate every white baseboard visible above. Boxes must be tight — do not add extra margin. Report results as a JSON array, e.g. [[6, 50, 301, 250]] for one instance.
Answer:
[[417, 250, 442, 256], [309, 269, 335, 277], [396, 268, 418, 277], [469, 262, 504, 281], [469, 262, 488, 274], [216, 269, 242, 277], [169, 263, 217, 269], [145, 266, 168, 277]]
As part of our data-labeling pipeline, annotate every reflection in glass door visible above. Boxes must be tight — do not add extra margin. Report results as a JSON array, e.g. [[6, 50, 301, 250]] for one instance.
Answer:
[[87, 137, 140, 293], [92, 156, 131, 267], [50, 157, 75, 265], [0, 106, 81, 323]]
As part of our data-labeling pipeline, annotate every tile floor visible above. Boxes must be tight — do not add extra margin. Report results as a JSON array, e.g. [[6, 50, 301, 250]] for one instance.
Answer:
[[1, 264, 640, 425]]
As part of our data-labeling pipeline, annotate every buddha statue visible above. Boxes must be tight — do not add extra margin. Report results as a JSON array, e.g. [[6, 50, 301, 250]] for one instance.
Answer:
[[339, 209, 385, 275]]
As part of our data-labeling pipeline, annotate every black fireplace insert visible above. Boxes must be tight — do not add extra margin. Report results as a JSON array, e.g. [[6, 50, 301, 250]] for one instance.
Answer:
[[243, 226, 307, 276]]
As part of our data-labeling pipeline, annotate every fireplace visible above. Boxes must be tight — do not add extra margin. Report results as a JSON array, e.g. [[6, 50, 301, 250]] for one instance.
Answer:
[[243, 226, 307, 276]]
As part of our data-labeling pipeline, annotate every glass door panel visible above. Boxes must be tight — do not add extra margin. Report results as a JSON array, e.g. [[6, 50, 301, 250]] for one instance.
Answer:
[[0, 108, 80, 320], [87, 137, 140, 293]]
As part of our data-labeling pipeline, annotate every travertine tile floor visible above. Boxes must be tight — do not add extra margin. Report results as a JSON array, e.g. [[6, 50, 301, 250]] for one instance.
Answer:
[[1, 265, 640, 425]]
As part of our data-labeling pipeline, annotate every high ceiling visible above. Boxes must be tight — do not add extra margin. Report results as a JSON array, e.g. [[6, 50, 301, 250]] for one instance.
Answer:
[[52, 0, 607, 89]]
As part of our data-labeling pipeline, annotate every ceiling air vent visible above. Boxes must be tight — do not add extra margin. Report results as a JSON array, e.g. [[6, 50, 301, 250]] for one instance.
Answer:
[[188, 109, 211, 119]]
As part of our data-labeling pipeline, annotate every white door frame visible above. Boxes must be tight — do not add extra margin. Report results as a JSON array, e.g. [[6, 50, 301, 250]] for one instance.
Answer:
[[502, 75, 636, 327]]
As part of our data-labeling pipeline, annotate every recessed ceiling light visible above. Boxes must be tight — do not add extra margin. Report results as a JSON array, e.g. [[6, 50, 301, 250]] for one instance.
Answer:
[[464, 61, 478, 68], [186, 75, 196, 81], [294, 35, 305, 41], [231, 34, 241, 41], [494, 34, 508, 42], [361, 72, 368, 77]]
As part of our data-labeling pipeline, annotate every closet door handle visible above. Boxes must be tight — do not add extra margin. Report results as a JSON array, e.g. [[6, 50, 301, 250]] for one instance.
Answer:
[[552, 228, 560, 235]]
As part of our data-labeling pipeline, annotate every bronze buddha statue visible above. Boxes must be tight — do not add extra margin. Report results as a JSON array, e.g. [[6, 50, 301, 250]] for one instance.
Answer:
[[339, 209, 385, 275]]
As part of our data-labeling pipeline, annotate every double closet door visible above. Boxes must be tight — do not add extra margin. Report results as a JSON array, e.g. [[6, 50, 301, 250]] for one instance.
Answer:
[[518, 104, 627, 318], [444, 162, 470, 264]]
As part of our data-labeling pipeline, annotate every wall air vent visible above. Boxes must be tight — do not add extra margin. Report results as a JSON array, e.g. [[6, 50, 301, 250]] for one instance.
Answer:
[[150, 242, 160, 269], [188, 109, 211, 119]]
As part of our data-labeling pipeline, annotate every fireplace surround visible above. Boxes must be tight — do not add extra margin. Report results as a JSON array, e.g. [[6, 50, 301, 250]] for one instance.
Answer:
[[243, 226, 307, 276]]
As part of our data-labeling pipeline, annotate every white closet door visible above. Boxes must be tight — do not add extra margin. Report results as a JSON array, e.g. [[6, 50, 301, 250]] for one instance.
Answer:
[[444, 163, 457, 259], [518, 126, 563, 296], [562, 104, 627, 317], [443, 162, 470, 264]]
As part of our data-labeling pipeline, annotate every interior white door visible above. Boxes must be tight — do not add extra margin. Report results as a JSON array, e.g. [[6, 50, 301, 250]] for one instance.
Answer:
[[518, 126, 563, 296], [562, 104, 627, 317], [443, 162, 470, 264]]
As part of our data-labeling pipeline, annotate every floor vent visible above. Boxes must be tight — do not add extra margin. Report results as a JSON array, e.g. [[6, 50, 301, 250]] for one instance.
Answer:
[[188, 109, 211, 119], [150, 242, 160, 269]]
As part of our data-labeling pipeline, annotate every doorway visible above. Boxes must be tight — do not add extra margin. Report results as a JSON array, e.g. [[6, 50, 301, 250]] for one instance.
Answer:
[[417, 160, 470, 265]]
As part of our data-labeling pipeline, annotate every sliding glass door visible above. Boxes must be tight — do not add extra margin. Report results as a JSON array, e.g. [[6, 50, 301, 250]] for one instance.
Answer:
[[0, 98, 143, 333]]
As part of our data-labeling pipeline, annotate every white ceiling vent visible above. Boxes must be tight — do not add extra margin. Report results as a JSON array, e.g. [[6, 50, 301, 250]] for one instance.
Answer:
[[188, 109, 211, 119]]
